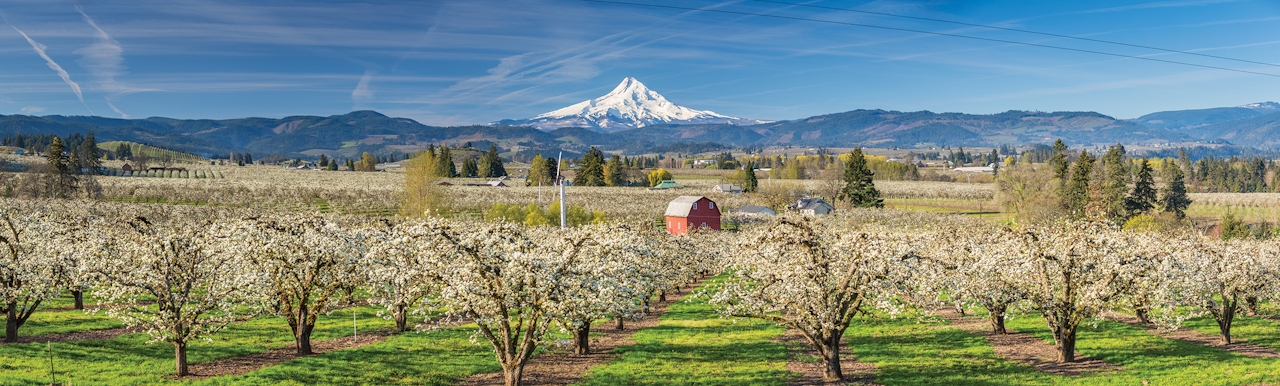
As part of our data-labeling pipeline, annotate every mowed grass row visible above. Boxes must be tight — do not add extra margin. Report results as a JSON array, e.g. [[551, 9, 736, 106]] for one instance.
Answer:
[[849, 310, 1280, 385], [575, 289, 791, 385], [1, 306, 397, 385]]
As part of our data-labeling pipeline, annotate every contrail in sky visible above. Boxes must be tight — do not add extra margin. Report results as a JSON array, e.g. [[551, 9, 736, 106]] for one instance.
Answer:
[[4, 10, 94, 114]]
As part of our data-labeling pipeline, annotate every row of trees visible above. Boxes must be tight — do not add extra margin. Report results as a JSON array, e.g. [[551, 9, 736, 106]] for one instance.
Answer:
[[0, 199, 719, 385], [711, 213, 1280, 381], [998, 141, 1191, 224]]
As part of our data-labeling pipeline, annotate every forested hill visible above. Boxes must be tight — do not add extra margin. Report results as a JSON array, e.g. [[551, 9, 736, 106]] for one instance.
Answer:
[[0, 108, 1221, 159]]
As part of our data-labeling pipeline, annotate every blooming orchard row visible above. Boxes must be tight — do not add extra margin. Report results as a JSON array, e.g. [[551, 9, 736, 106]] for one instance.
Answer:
[[4, 197, 1278, 384], [0, 198, 721, 386], [713, 211, 1280, 381]]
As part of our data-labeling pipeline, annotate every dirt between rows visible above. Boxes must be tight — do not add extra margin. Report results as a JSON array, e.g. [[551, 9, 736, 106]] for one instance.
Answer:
[[935, 308, 1120, 376], [457, 279, 705, 386], [1103, 311, 1280, 358], [181, 329, 398, 379], [775, 329, 879, 386], [2, 326, 136, 345]]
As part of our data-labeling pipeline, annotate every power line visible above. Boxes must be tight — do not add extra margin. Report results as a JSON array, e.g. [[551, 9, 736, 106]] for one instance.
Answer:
[[582, 0, 1280, 79], [749, 0, 1280, 69]]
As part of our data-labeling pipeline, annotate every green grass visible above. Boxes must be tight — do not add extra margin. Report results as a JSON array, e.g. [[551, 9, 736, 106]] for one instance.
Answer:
[[0, 306, 398, 385], [17, 309, 123, 337], [846, 310, 1280, 385], [196, 327, 499, 386], [574, 287, 792, 385], [1183, 315, 1280, 349]]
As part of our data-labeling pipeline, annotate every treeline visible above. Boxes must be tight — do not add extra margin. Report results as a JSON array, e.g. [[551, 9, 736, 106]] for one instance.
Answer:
[[997, 140, 1191, 225], [1, 134, 104, 199], [396, 144, 507, 177]]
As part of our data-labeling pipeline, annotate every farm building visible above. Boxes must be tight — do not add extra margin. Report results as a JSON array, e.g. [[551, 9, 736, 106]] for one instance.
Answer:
[[712, 184, 742, 194], [650, 180, 684, 190], [790, 198, 835, 216], [664, 196, 721, 235], [121, 164, 133, 173], [737, 205, 776, 216], [487, 180, 508, 187]]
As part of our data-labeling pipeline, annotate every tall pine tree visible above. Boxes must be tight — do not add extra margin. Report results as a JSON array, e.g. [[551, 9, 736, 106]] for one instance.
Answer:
[[838, 147, 883, 208], [1049, 139, 1069, 185], [1062, 150, 1094, 218], [574, 147, 606, 187], [742, 161, 759, 193], [1160, 160, 1192, 218], [1124, 158, 1157, 217], [1098, 143, 1129, 221], [604, 154, 625, 186], [462, 157, 478, 178], [45, 137, 78, 198]]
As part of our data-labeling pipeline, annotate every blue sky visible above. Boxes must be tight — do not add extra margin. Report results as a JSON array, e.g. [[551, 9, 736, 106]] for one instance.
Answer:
[[2, 0, 1279, 125]]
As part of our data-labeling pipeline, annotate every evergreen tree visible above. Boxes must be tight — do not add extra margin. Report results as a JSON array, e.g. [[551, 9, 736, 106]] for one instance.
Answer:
[[115, 143, 133, 160], [327, 160, 338, 171], [838, 147, 883, 208], [574, 147, 606, 186], [478, 145, 507, 178], [462, 157, 478, 178], [1062, 150, 1094, 218], [76, 132, 102, 174], [1098, 144, 1129, 220], [1160, 160, 1192, 218], [604, 154, 625, 186], [742, 161, 759, 193], [436, 147, 457, 177], [1125, 159, 1157, 217], [46, 137, 78, 198], [318, 154, 329, 168], [244, 153, 253, 165], [1049, 139, 1069, 184]]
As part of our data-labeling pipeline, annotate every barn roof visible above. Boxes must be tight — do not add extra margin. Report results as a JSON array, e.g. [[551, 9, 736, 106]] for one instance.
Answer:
[[665, 196, 715, 217]]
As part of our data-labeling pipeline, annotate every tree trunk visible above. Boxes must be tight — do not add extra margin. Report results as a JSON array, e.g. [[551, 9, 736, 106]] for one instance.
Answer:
[[4, 305, 17, 343], [572, 321, 591, 355], [988, 305, 1007, 334], [1245, 296, 1259, 316], [1217, 302, 1236, 345], [659, 292, 667, 303], [72, 290, 84, 310], [955, 302, 966, 317], [1135, 306, 1151, 324], [503, 362, 525, 386], [394, 302, 408, 332], [174, 341, 189, 376], [1053, 324, 1078, 363], [821, 334, 843, 381], [293, 306, 314, 355], [614, 316, 624, 331]]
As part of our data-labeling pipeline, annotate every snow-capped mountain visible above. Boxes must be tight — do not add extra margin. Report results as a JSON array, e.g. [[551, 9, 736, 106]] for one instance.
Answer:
[[1240, 101, 1280, 110], [493, 77, 766, 132]]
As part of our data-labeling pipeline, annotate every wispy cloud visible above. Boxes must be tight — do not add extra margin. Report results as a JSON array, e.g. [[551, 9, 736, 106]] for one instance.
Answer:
[[77, 5, 137, 117], [6, 16, 90, 113], [351, 70, 375, 101], [1053, 0, 1251, 16], [20, 106, 45, 114]]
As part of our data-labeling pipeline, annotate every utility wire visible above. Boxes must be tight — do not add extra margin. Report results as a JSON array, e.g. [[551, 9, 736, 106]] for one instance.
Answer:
[[582, 0, 1280, 78], [750, 0, 1280, 69]]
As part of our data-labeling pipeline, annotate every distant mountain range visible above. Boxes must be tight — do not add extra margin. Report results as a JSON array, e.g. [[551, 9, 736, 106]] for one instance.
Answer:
[[492, 77, 766, 132], [3, 95, 1280, 160]]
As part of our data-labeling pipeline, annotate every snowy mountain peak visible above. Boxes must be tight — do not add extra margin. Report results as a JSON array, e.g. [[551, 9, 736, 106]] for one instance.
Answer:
[[1239, 101, 1280, 110], [494, 77, 767, 132]]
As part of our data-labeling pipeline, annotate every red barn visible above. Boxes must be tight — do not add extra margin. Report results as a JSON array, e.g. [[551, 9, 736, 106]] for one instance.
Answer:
[[665, 196, 721, 235]]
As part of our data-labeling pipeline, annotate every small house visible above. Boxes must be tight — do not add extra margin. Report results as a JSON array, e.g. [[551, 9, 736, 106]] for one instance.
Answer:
[[121, 164, 133, 173], [664, 196, 721, 235], [737, 205, 776, 216], [488, 180, 508, 188], [712, 184, 742, 194], [650, 180, 684, 190], [790, 198, 835, 216]]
